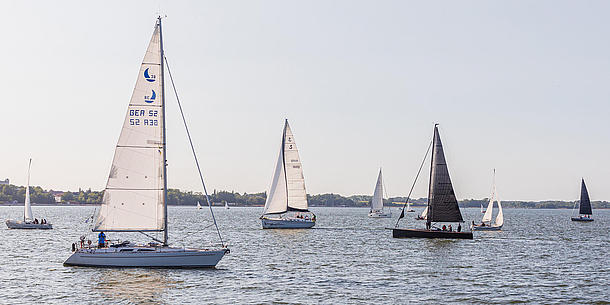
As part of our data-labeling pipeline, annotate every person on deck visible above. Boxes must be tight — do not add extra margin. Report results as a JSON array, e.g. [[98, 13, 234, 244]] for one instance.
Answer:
[[457, 223, 462, 232], [98, 231, 106, 248], [448, 224, 452, 232], [442, 225, 446, 231]]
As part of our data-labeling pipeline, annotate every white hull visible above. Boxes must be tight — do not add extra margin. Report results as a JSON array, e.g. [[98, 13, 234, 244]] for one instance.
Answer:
[[64, 246, 228, 268], [471, 224, 502, 231], [6, 220, 52, 229], [261, 218, 315, 229], [368, 211, 392, 218]]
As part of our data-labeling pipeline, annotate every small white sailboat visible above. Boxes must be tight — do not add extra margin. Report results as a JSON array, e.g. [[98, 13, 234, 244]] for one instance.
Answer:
[[224, 201, 229, 209], [472, 169, 503, 231], [415, 206, 428, 220], [368, 169, 391, 218], [571, 179, 594, 222], [406, 201, 415, 212], [6, 159, 52, 229], [64, 17, 228, 268], [197, 201, 202, 210], [480, 203, 486, 214], [260, 120, 316, 229]]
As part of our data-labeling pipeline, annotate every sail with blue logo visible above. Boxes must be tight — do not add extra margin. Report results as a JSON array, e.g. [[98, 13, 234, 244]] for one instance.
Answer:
[[94, 21, 165, 232]]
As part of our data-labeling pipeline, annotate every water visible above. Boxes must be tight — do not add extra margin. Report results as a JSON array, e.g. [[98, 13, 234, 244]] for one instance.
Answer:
[[0, 206, 608, 304]]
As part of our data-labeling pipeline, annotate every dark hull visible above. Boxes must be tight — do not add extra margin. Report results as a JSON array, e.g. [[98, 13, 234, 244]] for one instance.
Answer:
[[392, 228, 473, 239], [571, 217, 594, 222]]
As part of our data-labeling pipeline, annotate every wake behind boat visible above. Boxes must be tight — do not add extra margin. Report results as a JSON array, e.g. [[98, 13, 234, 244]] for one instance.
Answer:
[[6, 159, 52, 230], [571, 179, 594, 222], [393, 124, 473, 239], [64, 17, 228, 268], [471, 169, 504, 231], [260, 120, 316, 229], [368, 169, 392, 218]]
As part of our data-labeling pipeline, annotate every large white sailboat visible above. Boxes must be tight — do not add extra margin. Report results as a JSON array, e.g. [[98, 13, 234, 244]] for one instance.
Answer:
[[368, 169, 391, 218], [472, 169, 504, 231], [6, 159, 52, 229], [260, 120, 316, 229], [64, 17, 228, 268]]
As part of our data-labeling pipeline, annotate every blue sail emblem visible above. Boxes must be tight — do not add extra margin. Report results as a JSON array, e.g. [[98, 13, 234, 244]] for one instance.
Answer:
[[144, 90, 156, 103], [144, 68, 156, 82]]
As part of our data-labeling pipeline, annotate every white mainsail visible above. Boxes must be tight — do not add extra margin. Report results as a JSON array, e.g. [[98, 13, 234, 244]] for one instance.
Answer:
[[481, 199, 494, 223], [262, 120, 309, 215], [24, 159, 33, 222], [94, 23, 165, 232], [371, 169, 384, 212]]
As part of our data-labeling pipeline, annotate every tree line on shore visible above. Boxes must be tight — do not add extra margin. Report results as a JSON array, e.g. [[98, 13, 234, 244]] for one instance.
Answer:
[[0, 184, 608, 209]]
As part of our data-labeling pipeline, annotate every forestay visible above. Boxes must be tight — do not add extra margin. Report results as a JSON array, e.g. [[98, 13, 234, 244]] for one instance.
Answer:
[[94, 22, 165, 232], [370, 169, 384, 212], [427, 126, 463, 223]]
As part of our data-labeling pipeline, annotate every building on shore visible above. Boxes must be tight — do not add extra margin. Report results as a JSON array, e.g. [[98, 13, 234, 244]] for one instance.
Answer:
[[0, 178, 9, 185]]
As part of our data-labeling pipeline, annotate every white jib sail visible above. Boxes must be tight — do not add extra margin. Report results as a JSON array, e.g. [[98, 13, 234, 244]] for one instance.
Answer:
[[495, 192, 504, 227], [421, 206, 428, 218], [371, 169, 384, 212], [262, 137, 288, 215], [94, 22, 165, 231], [24, 159, 33, 221]]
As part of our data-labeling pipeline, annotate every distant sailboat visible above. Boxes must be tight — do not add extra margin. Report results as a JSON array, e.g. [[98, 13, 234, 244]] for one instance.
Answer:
[[6, 159, 52, 229], [197, 201, 202, 210], [406, 201, 415, 213], [260, 119, 316, 229], [571, 179, 594, 222], [225, 201, 229, 209], [472, 169, 503, 231], [393, 124, 472, 239], [415, 206, 428, 220], [64, 17, 228, 268], [480, 203, 486, 213], [368, 169, 391, 218]]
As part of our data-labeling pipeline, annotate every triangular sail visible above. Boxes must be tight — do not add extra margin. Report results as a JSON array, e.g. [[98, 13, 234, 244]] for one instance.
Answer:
[[421, 206, 428, 218], [427, 126, 463, 223], [579, 179, 593, 215], [94, 21, 165, 232], [495, 197, 504, 227], [481, 199, 494, 223], [284, 121, 308, 211], [370, 169, 384, 212], [24, 159, 33, 222], [262, 120, 309, 215]]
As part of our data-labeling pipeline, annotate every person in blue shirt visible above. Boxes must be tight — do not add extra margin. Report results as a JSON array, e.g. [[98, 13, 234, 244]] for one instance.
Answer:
[[98, 231, 106, 248]]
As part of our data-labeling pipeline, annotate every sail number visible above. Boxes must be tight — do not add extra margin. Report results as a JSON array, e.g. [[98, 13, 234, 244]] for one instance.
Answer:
[[129, 109, 159, 126]]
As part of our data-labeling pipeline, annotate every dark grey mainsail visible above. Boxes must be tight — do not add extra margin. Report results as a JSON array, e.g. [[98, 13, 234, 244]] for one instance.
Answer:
[[579, 179, 592, 215], [427, 125, 463, 223]]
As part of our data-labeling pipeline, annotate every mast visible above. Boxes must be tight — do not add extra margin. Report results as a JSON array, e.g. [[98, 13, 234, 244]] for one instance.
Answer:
[[426, 124, 437, 228], [282, 119, 288, 211], [24, 158, 32, 222], [159, 16, 168, 246]]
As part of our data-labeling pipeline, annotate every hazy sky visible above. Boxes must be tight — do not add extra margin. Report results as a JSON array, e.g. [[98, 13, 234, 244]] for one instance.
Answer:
[[1, 0, 609, 201]]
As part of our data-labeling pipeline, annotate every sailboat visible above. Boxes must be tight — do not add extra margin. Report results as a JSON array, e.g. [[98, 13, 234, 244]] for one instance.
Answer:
[[6, 159, 52, 229], [472, 169, 503, 231], [224, 201, 230, 209], [406, 201, 415, 213], [196, 201, 202, 210], [415, 206, 428, 220], [571, 179, 594, 222], [393, 124, 472, 239], [260, 119, 316, 229], [480, 203, 486, 213], [64, 17, 228, 268], [368, 169, 392, 218]]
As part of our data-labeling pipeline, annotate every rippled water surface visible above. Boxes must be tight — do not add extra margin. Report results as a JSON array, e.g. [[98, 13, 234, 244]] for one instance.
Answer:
[[0, 206, 608, 304]]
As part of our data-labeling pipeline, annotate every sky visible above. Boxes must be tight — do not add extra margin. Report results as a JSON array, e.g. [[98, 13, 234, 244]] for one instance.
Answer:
[[1, 0, 609, 201]]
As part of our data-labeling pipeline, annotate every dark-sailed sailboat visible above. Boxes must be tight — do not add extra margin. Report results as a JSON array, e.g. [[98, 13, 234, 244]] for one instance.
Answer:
[[393, 124, 473, 239], [571, 179, 594, 222]]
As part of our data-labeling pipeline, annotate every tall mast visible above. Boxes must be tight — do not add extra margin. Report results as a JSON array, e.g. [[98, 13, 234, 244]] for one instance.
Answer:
[[282, 119, 289, 210], [426, 124, 437, 227], [159, 16, 169, 246]]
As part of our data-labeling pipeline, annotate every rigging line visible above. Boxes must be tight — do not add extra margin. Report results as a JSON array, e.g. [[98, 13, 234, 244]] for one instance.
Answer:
[[164, 56, 224, 247], [394, 139, 433, 228]]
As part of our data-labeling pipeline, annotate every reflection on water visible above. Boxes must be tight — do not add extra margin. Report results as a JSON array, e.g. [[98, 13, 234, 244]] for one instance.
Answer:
[[92, 269, 175, 304]]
